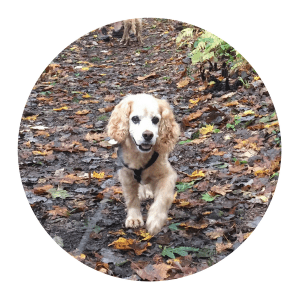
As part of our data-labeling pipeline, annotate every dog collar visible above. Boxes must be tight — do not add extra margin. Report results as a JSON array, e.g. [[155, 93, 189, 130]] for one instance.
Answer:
[[117, 147, 159, 183]]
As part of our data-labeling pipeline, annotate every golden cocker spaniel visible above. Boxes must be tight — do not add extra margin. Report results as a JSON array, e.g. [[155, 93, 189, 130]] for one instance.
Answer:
[[107, 94, 180, 235]]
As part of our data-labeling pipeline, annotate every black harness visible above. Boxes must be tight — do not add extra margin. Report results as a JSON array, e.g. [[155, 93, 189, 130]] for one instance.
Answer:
[[117, 147, 159, 183]]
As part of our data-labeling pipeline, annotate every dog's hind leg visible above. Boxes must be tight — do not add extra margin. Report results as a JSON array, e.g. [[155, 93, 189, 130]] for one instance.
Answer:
[[136, 19, 143, 46]]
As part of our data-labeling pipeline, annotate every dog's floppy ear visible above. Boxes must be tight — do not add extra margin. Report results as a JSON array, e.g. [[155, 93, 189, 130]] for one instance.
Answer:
[[155, 99, 180, 154], [107, 97, 132, 143]]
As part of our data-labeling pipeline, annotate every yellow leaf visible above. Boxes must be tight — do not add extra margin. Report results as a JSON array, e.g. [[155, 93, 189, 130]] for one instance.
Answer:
[[100, 73, 106, 76], [22, 115, 38, 121], [189, 98, 200, 104], [93, 171, 105, 179], [173, 192, 177, 200], [259, 195, 268, 203], [242, 110, 255, 116], [224, 101, 239, 107], [177, 201, 190, 207], [80, 253, 86, 259], [81, 67, 90, 71], [199, 124, 214, 135], [164, 31, 169, 34], [108, 237, 133, 250], [134, 229, 153, 241], [32, 151, 48, 156], [264, 121, 279, 128], [188, 170, 205, 178], [254, 76, 260, 81], [82, 93, 91, 98], [93, 35, 97, 38], [53, 106, 68, 111], [75, 110, 90, 115]]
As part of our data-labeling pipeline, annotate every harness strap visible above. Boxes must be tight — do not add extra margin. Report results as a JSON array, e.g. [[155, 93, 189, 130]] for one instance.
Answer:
[[117, 147, 159, 183]]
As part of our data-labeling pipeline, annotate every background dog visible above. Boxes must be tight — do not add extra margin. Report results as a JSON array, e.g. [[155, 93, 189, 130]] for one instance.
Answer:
[[120, 19, 143, 46]]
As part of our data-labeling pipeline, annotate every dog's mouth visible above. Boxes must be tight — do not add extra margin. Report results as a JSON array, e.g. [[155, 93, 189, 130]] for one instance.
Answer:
[[138, 143, 153, 152], [132, 137, 153, 152]]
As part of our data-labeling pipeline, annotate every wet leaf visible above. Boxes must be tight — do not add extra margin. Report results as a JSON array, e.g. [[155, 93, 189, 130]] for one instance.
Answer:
[[53, 106, 69, 111], [48, 206, 70, 218]]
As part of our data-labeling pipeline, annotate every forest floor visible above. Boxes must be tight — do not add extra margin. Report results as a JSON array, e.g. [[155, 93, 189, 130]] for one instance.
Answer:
[[18, 18, 280, 281]]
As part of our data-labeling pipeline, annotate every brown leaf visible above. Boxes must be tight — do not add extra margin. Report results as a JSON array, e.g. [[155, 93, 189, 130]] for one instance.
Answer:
[[180, 220, 209, 230], [108, 237, 151, 255], [216, 242, 233, 253], [98, 105, 115, 113], [48, 206, 69, 218], [206, 228, 224, 239], [104, 94, 115, 102], [84, 132, 106, 142], [229, 164, 245, 173], [75, 109, 90, 115], [132, 262, 173, 281], [211, 184, 232, 196], [221, 92, 237, 100], [99, 140, 112, 149], [33, 185, 53, 195], [176, 78, 190, 88], [137, 72, 157, 81]]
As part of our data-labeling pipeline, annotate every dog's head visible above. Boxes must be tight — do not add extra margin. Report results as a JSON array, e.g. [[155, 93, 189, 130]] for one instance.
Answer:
[[107, 94, 180, 154]]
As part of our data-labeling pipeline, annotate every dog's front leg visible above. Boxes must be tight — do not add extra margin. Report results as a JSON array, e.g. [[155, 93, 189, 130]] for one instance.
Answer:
[[119, 168, 144, 228], [146, 171, 177, 235]]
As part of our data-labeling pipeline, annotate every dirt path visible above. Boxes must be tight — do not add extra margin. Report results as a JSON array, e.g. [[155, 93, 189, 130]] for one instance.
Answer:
[[18, 18, 280, 280]]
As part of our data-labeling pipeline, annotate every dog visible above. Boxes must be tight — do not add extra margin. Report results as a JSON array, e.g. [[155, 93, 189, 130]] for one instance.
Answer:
[[120, 18, 143, 46], [107, 94, 180, 235]]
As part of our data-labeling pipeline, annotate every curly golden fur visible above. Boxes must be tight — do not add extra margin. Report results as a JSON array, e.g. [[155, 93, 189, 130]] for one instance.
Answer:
[[107, 94, 180, 235]]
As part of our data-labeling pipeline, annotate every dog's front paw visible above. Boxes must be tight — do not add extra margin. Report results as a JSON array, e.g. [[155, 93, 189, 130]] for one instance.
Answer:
[[125, 216, 144, 228], [146, 213, 167, 235]]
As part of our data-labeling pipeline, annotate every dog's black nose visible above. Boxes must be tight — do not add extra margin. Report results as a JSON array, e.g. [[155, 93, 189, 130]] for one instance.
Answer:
[[142, 130, 153, 141]]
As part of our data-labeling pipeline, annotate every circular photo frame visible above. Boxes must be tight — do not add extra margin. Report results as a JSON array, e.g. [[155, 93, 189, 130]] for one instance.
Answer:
[[18, 18, 281, 281]]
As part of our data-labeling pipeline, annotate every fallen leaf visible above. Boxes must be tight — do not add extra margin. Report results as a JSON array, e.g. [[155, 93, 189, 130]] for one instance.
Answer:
[[48, 206, 69, 218], [75, 109, 90, 115], [137, 72, 157, 80], [93, 171, 105, 179], [33, 185, 53, 195], [53, 106, 69, 111], [22, 115, 38, 121], [82, 93, 91, 98], [132, 262, 172, 281], [104, 95, 115, 102], [200, 124, 214, 135], [211, 184, 232, 196], [109, 229, 126, 236], [216, 242, 233, 253], [206, 228, 224, 239], [180, 220, 209, 230], [177, 78, 190, 88], [221, 92, 236, 100], [188, 170, 205, 178]]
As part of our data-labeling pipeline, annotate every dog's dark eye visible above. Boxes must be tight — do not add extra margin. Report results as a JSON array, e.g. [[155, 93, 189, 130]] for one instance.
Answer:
[[131, 116, 140, 124], [152, 117, 159, 125]]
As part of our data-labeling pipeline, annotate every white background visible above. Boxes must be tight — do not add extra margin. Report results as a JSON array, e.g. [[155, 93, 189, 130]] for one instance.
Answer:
[[1, 1, 299, 299]]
